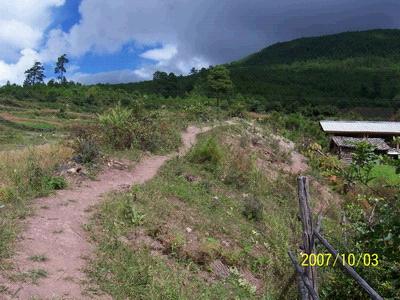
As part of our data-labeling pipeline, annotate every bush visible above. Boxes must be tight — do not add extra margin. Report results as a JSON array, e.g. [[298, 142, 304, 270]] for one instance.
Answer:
[[74, 137, 100, 164], [70, 125, 101, 164], [242, 196, 263, 221], [98, 106, 181, 154], [133, 114, 181, 153], [98, 105, 135, 149], [189, 137, 224, 167], [223, 149, 255, 188]]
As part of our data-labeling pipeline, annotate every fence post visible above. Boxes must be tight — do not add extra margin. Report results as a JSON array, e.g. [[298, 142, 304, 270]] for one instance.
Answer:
[[297, 176, 318, 299]]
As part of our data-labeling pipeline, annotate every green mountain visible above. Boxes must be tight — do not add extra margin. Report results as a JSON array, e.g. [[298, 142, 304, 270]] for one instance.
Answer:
[[119, 30, 400, 106], [235, 29, 400, 66], [227, 29, 400, 103]]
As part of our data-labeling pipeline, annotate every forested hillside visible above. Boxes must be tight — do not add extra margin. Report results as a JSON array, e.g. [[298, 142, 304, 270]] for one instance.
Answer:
[[111, 29, 400, 116], [1, 29, 400, 118]]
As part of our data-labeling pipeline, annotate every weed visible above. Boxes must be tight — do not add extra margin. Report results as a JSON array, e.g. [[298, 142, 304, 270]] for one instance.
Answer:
[[12, 269, 48, 284], [122, 198, 145, 226], [242, 196, 263, 221], [27, 268, 48, 284], [45, 176, 67, 190], [29, 254, 48, 262], [74, 137, 100, 164]]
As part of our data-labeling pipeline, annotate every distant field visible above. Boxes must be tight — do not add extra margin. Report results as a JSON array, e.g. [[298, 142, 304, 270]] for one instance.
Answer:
[[0, 105, 94, 151]]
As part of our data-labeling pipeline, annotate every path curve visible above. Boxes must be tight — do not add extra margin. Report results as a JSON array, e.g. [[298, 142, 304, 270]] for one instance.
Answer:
[[0, 125, 210, 300]]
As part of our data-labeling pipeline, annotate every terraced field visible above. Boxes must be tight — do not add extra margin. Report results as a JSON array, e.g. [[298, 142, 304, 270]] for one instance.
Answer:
[[0, 103, 93, 151]]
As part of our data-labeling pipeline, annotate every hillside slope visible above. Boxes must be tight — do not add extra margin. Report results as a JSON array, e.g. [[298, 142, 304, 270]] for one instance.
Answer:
[[117, 29, 400, 111], [236, 29, 400, 66], [227, 29, 400, 102]]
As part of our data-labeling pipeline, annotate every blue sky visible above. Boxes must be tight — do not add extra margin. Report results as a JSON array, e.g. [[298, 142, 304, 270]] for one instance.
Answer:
[[0, 0, 399, 85], [45, 0, 158, 81]]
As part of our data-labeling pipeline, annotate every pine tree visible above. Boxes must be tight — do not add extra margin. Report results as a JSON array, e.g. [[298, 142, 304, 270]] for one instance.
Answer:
[[206, 65, 234, 118], [55, 54, 69, 84], [24, 62, 45, 86]]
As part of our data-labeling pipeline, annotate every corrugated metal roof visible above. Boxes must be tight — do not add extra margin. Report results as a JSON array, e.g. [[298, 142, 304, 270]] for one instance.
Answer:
[[388, 149, 400, 155], [320, 121, 400, 134], [331, 136, 390, 150]]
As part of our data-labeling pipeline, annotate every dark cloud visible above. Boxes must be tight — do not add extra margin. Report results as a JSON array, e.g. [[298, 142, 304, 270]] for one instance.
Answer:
[[46, 0, 400, 83]]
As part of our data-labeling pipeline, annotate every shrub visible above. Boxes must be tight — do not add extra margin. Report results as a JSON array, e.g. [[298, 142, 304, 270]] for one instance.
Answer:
[[242, 196, 263, 221], [98, 106, 182, 154], [98, 105, 135, 149], [134, 115, 181, 153], [73, 136, 100, 164], [223, 149, 255, 188], [70, 125, 101, 164], [189, 137, 224, 167], [229, 101, 247, 118]]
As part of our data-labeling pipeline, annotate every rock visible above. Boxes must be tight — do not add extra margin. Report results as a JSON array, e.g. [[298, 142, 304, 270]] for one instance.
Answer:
[[210, 260, 230, 279], [221, 240, 230, 247], [117, 236, 130, 246], [67, 167, 82, 174], [185, 174, 197, 182], [186, 227, 192, 233]]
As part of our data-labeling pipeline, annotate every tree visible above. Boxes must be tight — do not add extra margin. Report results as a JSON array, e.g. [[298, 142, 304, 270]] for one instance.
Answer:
[[152, 71, 178, 97], [190, 67, 198, 75], [55, 54, 69, 84], [206, 66, 234, 117], [346, 141, 380, 185], [24, 62, 45, 86], [206, 66, 234, 99]]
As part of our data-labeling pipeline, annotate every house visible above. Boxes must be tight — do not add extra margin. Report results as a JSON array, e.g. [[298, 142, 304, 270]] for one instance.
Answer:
[[320, 120, 400, 161], [330, 136, 391, 163]]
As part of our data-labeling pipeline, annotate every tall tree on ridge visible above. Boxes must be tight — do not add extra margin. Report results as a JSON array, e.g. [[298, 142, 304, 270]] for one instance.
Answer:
[[55, 54, 69, 84], [24, 61, 46, 86]]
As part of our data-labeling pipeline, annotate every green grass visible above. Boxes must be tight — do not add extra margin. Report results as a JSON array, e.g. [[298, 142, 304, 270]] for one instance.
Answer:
[[371, 164, 400, 186], [87, 125, 302, 299]]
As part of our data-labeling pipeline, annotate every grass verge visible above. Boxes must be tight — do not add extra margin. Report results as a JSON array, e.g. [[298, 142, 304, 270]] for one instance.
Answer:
[[0, 144, 72, 261], [87, 124, 303, 299]]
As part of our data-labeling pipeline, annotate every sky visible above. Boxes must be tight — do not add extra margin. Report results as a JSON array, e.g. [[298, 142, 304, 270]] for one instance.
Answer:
[[0, 0, 400, 85]]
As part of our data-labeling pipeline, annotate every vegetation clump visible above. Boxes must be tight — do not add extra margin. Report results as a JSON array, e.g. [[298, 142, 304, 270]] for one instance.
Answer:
[[98, 105, 181, 154]]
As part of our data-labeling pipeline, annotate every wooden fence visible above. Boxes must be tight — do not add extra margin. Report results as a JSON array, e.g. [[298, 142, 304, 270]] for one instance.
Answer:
[[288, 176, 383, 300]]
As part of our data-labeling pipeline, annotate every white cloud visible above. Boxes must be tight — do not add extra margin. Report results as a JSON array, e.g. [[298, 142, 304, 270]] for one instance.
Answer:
[[0, 0, 64, 85], [140, 45, 178, 61], [0, 20, 42, 51], [71, 69, 143, 84], [0, 49, 40, 84], [0, 0, 65, 58]]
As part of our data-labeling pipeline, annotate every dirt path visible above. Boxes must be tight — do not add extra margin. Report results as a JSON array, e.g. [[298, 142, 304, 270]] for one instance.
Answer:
[[0, 125, 210, 300]]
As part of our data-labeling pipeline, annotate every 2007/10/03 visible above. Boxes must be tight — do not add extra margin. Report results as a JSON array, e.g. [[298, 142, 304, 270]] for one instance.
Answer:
[[300, 253, 379, 267]]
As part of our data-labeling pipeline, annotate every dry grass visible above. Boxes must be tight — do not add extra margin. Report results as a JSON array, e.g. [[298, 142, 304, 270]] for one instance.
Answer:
[[0, 144, 72, 193], [0, 143, 72, 260]]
